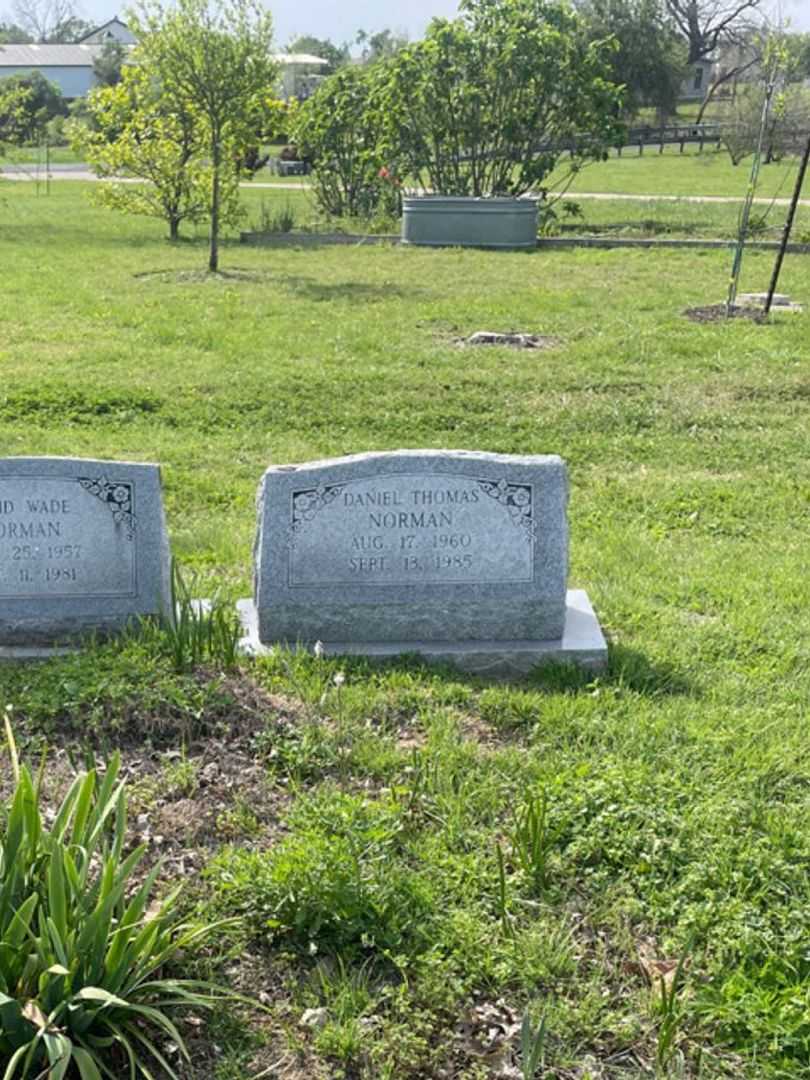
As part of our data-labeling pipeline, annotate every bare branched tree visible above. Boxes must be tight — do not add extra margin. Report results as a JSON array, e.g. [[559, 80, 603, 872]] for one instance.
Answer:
[[696, 40, 760, 120], [11, 0, 82, 42], [664, 0, 763, 63]]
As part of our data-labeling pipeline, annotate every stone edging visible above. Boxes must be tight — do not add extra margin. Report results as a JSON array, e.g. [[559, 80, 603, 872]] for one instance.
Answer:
[[240, 231, 810, 255], [240, 231, 399, 246]]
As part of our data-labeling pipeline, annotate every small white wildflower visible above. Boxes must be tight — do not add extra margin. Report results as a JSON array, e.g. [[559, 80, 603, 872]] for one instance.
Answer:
[[333, 671, 345, 688], [313, 640, 324, 659]]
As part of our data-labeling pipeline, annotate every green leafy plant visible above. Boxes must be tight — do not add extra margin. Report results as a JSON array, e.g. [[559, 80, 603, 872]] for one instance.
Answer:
[[293, 64, 399, 219], [0, 719, 230, 1079], [71, 64, 244, 243], [520, 1007, 549, 1079], [207, 790, 433, 954], [655, 950, 691, 1074], [378, 0, 623, 198], [495, 842, 514, 938], [256, 196, 297, 233], [162, 559, 241, 672], [161, 747, 200, 798], [129, 0, 278, 271], [510, 789, 563, 895]]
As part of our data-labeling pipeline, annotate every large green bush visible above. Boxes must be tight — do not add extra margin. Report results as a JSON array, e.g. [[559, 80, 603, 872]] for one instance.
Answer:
[[293, 64, 399, 220], [378, 0, 623, 197], [0, 732, 225, 1079], [0, 72, 66, 146]]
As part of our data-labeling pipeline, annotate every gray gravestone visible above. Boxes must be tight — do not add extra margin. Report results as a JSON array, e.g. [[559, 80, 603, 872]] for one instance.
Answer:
[[0, 457, 171, 653], [239, 450, 606, 675]]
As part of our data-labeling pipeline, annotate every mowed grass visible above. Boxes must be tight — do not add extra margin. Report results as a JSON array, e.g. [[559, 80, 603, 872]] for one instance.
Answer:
[[1, 181, 810, 1079], [556, 195, 810, 241], [548, 146, 809, 200]]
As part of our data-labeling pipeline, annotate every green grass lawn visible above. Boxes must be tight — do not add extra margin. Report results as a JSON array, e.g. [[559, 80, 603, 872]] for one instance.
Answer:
[[549, 147, 808, 200], [1, 144, 85, 166], [554, 195, 810, 242], [1, 181, 809, 1079]]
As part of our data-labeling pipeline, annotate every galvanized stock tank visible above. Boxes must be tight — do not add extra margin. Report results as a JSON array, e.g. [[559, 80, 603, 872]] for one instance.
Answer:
[[402, 196, 538, 249]]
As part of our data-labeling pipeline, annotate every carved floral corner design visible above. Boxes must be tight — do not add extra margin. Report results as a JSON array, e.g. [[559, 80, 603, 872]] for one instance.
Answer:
[[291, 484, 345, 542], [78, 477, 136, 540], [477, 479, 535, 539]]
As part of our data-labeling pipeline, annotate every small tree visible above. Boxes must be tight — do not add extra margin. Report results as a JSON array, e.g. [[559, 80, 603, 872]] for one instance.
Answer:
[[93, 38, 127, 86], [0, 71, 65, 144], [294, 64, 396, 218], [70, 64, 241, 240], [720, 82, 810, 165], [130, 0, 277, 271], [355, 27, 409, 62], [0, 20, 32, 42], [378, 0, 623, 199], [0, 81, 30, 153]]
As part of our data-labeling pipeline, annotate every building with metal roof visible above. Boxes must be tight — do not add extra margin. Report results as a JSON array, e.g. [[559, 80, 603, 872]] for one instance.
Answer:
[[0, 43, 108, 98], [0, 34, 328, 100]]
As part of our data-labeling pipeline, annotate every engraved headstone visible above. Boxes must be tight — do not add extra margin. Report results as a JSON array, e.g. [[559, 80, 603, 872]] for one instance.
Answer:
[[0, 457, 171, 651], [240, 450, 607, 675]]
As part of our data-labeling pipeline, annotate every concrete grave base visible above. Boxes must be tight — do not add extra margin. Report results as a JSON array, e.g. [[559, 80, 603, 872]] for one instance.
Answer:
[[0, 644, 78, 663], [235, 589, 607, 678]]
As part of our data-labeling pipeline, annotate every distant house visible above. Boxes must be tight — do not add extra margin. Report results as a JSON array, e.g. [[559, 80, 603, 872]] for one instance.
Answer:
[[0, 23, 327, 101], [77, 16, 138, 46], [681, 59, 718, 103], [277, 53, 329, 100], [0, 43, 109, 98]]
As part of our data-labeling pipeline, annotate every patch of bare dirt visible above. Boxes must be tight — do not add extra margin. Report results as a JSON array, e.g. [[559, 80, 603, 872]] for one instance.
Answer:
[[683, 304, 766, 324], [459, 330, 560, 348], [2, 673, 303, 887], [135, 268, 273, 285]]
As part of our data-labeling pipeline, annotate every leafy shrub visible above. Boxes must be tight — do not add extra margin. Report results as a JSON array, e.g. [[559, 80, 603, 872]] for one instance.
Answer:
[[0, 728, 226, 1078], [377, 0, 623, 197], [0, 72, 67, 146], [293, 65, 399, 220]]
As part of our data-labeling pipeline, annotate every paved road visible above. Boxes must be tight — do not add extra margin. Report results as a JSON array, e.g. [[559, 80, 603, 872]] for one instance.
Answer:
[[0, 163, 309, 189], [2, 163, 808, 206]]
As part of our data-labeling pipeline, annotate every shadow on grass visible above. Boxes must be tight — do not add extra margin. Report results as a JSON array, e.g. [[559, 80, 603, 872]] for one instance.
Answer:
[[316, 642, 694, 697], [0, 222, 176, 250], [275, 273, 412, 302]]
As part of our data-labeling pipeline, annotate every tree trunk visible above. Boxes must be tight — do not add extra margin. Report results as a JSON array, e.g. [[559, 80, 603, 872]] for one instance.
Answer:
[[169, 216, 180, 241], [209, 136, 221, 273], [696, 59, 758, 124]]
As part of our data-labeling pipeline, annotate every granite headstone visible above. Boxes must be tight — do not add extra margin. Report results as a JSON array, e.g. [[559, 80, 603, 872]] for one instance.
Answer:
[[240, 450, 606, 675], [0, 457, 171, 652]]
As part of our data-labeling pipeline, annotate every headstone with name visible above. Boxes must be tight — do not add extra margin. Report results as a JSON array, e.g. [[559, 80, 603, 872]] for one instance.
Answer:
[[0, 457, 171, 653], [240, 450, 606, 675]]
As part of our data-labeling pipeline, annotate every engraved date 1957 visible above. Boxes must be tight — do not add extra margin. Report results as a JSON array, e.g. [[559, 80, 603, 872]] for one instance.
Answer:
[[11, 544, 83, 561]]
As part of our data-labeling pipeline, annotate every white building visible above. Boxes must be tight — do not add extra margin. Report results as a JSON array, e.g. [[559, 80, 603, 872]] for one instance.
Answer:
[[0, 43, 108, 98], [276, 53, 329, 100], [0, 20, 327, 101]]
